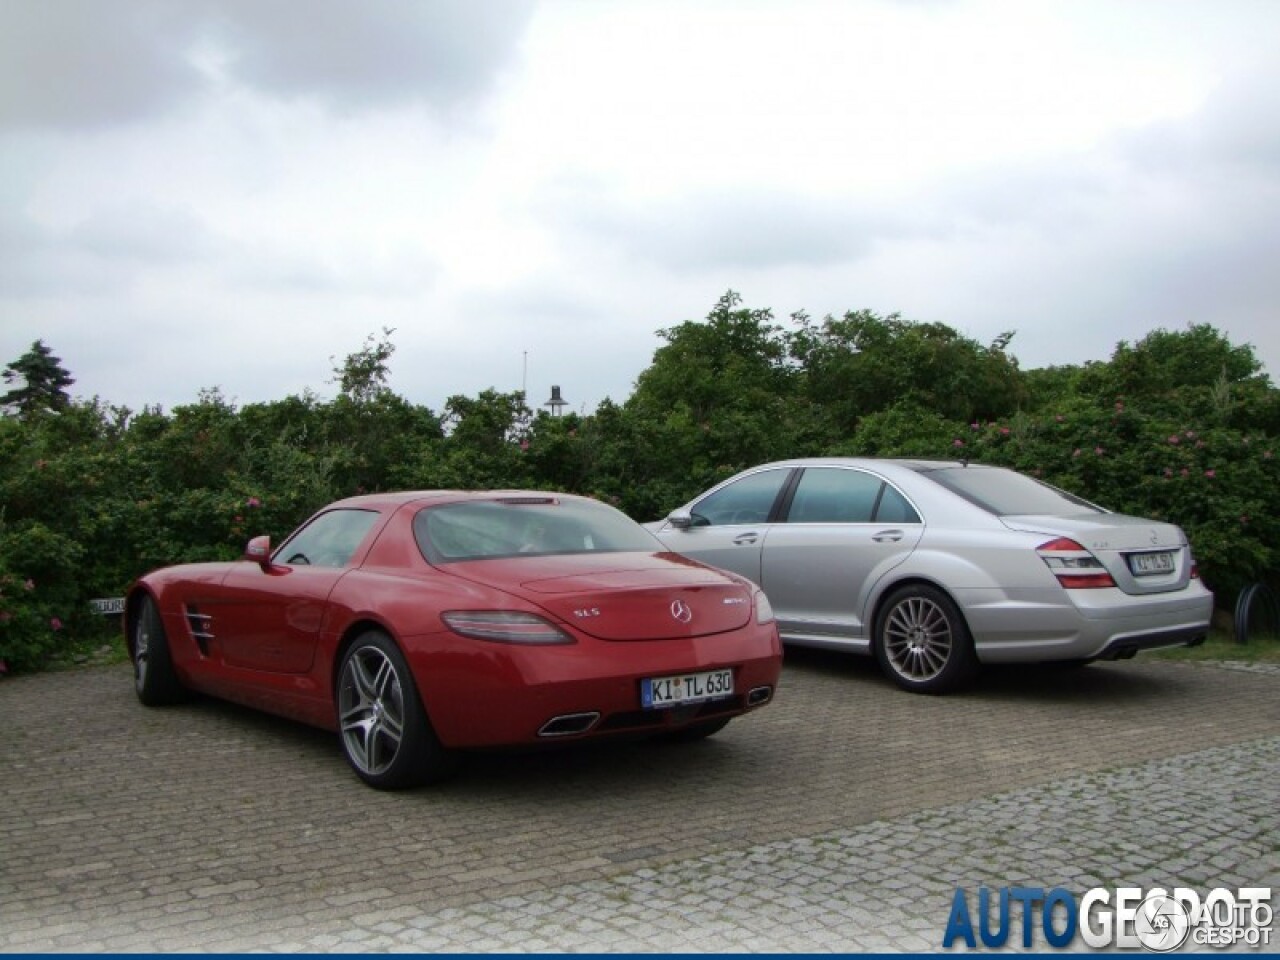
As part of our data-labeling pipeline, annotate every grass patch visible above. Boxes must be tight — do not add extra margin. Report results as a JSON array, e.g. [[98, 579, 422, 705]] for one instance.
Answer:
[[1147, 626, 1280, 663]]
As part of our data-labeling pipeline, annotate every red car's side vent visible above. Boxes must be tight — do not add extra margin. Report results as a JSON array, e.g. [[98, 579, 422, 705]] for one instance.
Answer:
[[185, 608, 214, 656]]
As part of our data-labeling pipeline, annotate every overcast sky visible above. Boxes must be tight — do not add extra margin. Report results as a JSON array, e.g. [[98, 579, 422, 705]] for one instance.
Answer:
[[2, 0, 1278, 416]]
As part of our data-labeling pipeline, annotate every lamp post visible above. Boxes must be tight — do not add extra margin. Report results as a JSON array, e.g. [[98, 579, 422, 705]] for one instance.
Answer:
[[543, 385, 567, 416]]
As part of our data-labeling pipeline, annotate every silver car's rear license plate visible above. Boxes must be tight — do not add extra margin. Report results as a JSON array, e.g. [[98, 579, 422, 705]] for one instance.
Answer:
[[1129, 550, 1175, 576]]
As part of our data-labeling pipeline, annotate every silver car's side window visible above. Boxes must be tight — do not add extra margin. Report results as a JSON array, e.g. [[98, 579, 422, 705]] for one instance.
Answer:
[[690, 469, 790, 526], [786, 468, 921, 524], [874, 483, 922, 523]]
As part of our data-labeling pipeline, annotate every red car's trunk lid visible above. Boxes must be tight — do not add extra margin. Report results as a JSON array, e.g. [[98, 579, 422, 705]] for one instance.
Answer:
[[443, 552, 754, 640]]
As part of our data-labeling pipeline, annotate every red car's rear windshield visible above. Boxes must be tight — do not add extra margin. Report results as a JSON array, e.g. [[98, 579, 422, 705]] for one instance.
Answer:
[[919, 465, 1105, 517], [414, 498, 659, 563]]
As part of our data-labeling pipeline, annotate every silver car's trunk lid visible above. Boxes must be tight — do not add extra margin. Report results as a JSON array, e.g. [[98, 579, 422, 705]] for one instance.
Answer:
[[1001, 513, 1192, 594]]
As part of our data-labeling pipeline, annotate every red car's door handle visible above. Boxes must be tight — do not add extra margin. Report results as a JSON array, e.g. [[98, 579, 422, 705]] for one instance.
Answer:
[[733, 533, 759, 545], [873, 530, 904, 543]]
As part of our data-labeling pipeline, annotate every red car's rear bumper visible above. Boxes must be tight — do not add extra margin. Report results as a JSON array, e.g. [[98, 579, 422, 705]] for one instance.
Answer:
[[404, 623, 783, 748]]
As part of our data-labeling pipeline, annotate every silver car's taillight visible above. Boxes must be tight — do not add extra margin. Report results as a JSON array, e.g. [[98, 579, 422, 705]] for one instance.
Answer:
[[1037, 537, 1117, 589], [754, 589, 775, 624]]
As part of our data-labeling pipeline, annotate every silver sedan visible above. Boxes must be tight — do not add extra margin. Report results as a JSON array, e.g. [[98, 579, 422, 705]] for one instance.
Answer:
[[647, 458, 1214, 693]]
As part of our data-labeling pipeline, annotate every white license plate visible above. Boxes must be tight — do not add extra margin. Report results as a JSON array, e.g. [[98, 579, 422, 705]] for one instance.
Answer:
[[1129, 551, 1175, 576], [641, 669, 733, 709]]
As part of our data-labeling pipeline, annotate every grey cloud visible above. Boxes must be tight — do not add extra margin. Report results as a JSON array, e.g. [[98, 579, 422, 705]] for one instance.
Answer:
[[1121, 61, 1280, 180], [0, 0, 535, 130], [0, 1, 204, 128], [0, 202, 221, 297], [555, 185, 888, 274], [208, 0, 536, 114]]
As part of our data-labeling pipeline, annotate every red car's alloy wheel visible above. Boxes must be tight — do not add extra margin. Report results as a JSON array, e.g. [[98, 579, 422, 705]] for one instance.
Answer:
[[335, 631, 456, 789], [338, 644, 408, 777]]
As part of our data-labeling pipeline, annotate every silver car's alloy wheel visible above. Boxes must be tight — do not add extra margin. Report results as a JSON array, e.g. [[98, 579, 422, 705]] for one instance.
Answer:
[[338, 646, 407, 777], [883, 594, 954, 682]]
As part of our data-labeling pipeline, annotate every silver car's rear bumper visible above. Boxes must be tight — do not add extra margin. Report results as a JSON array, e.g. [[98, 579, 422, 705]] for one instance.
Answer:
[[957, 583, 1214, 663]]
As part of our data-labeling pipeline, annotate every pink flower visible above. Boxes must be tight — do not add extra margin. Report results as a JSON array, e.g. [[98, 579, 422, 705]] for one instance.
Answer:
[[953, 439, 965, 448], [246, 497, 261, 508], [50, 618, 63, 631], [1000, 427, 1010, 436], [1205, 469, 1216, 479], [520, 440, 530, 451], [1181, 468, 1189, 477], [1094, 447, 1104, 456], [1167, 435, 1180, 445], [23, 579, 34, 591], [970, 422, 980, 431], [1185, 430, 1196, 439]]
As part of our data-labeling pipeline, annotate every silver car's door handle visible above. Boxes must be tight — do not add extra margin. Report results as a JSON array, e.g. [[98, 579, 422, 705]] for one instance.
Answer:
[[872, 530, 904, 543], [732, 533, 759, 545]]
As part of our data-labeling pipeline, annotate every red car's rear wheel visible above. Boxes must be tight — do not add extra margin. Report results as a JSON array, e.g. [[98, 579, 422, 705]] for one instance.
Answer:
[[336, 631, 456, 789]]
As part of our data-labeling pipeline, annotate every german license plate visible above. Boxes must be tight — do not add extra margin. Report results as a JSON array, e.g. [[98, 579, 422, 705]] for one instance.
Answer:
[[641, 669, 733, 709], [1129, 551, 1175, 576]]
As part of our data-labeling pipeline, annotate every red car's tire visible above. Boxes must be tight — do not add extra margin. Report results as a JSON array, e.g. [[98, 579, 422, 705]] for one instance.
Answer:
[[336, 631, 457, 790], [132, 596, 189, 706]]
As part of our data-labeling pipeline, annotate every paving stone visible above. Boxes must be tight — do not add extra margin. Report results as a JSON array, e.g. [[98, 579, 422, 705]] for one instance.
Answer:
[[1, 658, 1277, 951]]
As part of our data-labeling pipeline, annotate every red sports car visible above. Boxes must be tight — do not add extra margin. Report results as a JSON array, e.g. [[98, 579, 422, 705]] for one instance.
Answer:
[[125, 491, 782, 789]]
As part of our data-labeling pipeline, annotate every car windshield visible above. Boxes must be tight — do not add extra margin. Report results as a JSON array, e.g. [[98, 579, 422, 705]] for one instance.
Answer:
[[919, 465, 1105, 516], [414, 497, 660, 563]]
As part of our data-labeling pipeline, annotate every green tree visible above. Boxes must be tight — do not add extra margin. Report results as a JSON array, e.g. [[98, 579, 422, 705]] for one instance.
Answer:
[[625, 291, 805, 494], [788, 311, 1024, 438], [1, 340, 75, 417]]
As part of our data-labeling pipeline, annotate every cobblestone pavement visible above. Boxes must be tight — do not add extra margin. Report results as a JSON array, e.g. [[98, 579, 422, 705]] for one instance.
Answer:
[[2, 652, 1278, 953]]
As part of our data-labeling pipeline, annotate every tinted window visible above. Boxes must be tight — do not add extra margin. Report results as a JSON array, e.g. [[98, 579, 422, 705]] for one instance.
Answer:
[[416, 498, 658, 563], [690, 469, 790, 526], [785, 468, 921, 524], [922, 466, 1104, 516], [276, 509, 380, 567], [787, 468, 880, 523], [874, 483, 921, 523]]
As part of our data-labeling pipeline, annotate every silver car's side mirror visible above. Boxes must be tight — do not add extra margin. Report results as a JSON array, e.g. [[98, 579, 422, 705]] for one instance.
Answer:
[[667, 508, 694, 530]]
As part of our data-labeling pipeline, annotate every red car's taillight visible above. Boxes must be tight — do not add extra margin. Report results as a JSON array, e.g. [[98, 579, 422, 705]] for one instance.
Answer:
[[441, 611, 575, 645], [1037, 537, 1117, 589]]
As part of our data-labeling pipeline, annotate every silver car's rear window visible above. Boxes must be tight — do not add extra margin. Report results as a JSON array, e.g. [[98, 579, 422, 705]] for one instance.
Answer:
[[920, 466, 1104, 516]]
